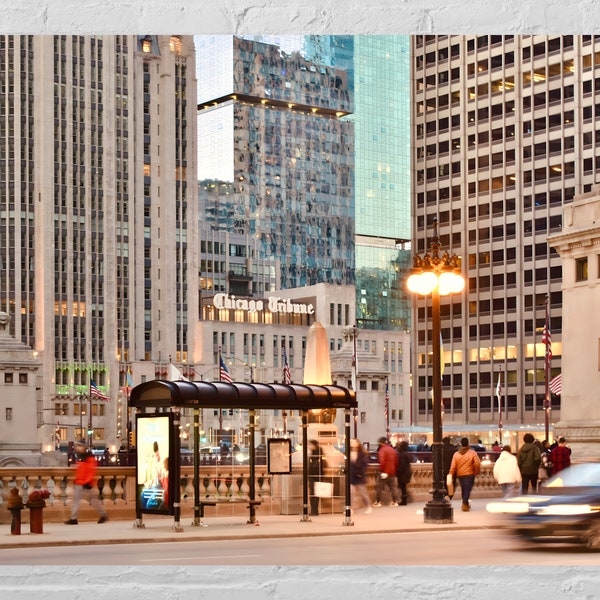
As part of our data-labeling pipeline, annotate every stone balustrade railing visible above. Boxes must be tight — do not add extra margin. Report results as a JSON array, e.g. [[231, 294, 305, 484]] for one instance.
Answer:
[[0, 463, 502, 524]]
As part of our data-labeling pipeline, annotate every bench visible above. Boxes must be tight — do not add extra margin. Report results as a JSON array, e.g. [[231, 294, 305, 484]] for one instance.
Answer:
[[195, 497, 262, 526]]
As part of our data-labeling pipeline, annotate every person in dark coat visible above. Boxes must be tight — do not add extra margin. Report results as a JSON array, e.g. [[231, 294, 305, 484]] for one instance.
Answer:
[[517, 433, 542, 494], [395, 440, 412, 505], [308, 439, 325, 516], [442, 436, 457, 498], [350, 438, 372, 514]]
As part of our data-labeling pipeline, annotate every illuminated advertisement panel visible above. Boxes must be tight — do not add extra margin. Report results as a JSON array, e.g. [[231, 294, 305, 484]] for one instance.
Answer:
[[136, 413, 174, 515]]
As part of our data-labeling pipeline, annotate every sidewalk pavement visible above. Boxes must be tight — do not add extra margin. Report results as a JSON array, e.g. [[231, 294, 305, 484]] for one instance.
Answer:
[[0, 497, 504, 550]]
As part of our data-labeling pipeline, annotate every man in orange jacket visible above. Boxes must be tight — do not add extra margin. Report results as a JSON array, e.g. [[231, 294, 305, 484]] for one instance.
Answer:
[[449, 437, 481, 511], [65, 440, 108, 525]]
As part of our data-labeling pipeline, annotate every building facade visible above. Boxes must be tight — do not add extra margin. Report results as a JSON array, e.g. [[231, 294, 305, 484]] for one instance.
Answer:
[[0, 35, 198, 455], [549, 185, 600, 460], [302, 35, 413, 331], [196, 35, 355, 290], [188, 282, 409, 449], [411, 35, 600, 442]]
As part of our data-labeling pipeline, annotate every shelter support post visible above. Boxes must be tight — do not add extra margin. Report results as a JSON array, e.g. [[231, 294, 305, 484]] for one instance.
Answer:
[[342, 408, 353, 526], [247, 409, 259, 524], [171, 411, 184, 532], [301, 410, 310, 522], [192, 408, 202, 526]]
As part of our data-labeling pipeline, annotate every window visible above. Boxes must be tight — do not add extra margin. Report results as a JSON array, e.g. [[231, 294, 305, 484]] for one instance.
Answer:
[[576, 257, 588, 282]]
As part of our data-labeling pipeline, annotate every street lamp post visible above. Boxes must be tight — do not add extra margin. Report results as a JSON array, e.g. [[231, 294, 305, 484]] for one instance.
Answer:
[[407, 218, 465, 524]]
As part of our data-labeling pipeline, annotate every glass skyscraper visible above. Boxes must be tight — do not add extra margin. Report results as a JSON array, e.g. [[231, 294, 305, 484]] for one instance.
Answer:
[[196, 35, 355, 289], [352, 36, 412, 331]]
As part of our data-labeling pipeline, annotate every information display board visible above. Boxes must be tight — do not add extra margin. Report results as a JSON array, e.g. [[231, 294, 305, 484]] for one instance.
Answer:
[[136, 413, 176, 515]]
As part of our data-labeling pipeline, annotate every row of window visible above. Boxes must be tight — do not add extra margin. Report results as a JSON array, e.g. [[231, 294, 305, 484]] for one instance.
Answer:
[[418, 394, 560, 415]]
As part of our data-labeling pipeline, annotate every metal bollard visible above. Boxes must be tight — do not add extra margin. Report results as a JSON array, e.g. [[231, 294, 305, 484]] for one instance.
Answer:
[[26, 489, 50, 534], [7, 489, 24, 535]]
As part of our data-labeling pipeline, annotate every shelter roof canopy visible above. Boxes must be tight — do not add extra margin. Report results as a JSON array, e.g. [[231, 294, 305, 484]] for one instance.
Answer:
[[129, 380, 356, 410]]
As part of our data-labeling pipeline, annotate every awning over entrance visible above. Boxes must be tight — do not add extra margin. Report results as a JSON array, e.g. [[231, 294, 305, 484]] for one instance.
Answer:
[[129, 380, 357, 411]]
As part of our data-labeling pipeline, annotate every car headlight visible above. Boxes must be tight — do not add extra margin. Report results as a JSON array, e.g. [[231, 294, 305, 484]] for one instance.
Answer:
[[536, 504, 600, 516], [486, 502, 530, 514]]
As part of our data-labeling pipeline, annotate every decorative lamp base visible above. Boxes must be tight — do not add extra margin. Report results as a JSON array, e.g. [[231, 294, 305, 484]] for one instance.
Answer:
[[423, 499, 454, 524]]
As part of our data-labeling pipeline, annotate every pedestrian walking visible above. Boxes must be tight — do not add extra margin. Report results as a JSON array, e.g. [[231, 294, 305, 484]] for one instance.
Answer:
[[549, 437, 571, 476], [492, 445, 521, 498], [308, 439, 326, 516], [517, 433, 542, 494], [65, 440, 108, 525], [448, 437, 481, 511], [442, 436, 457, 498], [395, 440, 412, 505], [373, 437, 400, 507], [349, 438, 372, 514]]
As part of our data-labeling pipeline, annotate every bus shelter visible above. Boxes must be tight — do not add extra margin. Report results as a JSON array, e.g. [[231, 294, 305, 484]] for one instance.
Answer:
[[129, 380, 357, 530]]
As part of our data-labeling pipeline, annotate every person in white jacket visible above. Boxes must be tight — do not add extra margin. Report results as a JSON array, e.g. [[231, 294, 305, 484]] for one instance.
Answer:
[[493, 445, 522, 498]]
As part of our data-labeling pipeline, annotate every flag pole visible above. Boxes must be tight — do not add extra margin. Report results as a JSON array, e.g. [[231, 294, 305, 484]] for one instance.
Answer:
[[218, 346, 223, 443], [496, 369, 503, 446], [281, 339, 288, 435], [352, 324, 358, 439], [544, 294, 551, 441], [385, 378, 390, 442], [88, 378, 93, 448]]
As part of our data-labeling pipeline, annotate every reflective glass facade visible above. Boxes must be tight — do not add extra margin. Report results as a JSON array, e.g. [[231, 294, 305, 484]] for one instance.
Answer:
[[353, 36, 412, 330], [197, 36, 355, 289]]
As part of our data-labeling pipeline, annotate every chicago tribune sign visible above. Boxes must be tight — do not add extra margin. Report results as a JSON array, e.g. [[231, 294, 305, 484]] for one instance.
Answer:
[[212, 293, 315, 315]]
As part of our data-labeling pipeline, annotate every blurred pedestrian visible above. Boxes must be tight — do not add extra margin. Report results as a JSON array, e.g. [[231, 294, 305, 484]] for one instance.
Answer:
[[550, 437, 571, 475], [65, 440, 108, 525], [395, 440, 412, 505], [493, 445, 521, 498], [373, 437, 400, 507], [349, 438, 372, 514], [308, 439, 325, 516], [517, 433, 541, 494], [442, 436, 457, 498], [449, 437, 481, 511]]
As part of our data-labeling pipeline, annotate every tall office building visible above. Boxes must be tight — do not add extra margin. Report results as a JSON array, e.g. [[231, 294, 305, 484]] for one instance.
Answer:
[[0, 35, 198, 451], [303, 36, 413, 332], [196, 35, 355, 289], [411, 35, 600, 439]]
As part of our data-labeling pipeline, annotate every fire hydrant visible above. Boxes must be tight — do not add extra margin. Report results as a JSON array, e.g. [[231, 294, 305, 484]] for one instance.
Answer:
[[27, 489, 50, 534], [7, 488, 24, 535]]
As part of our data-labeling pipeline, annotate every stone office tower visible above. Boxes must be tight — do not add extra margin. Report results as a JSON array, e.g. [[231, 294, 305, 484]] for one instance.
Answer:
[[411, 35, 600, 438], [0, 35, 198, 453]]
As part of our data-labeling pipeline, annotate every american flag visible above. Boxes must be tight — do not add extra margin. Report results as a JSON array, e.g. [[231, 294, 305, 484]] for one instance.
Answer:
[[90, 380, 110, 401], [282, 348, 291, 384], [541, 316, 552, 369], [219, 356, 233, 383], [496, 371, 502, 400], [549, 374, 562, 395]]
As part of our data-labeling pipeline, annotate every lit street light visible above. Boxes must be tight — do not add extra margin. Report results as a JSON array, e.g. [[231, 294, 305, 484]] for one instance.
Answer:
[[407, 218, 465, 523]]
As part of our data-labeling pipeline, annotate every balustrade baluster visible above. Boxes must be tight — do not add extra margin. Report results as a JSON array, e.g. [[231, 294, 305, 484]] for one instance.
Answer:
[[113, 476, 125, 505]]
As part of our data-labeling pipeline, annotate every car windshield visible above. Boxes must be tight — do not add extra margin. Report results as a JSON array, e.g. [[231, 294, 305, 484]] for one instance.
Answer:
[[545, 463, 600, 488]]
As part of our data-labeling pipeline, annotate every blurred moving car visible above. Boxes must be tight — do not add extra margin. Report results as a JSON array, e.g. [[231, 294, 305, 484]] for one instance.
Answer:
[[486, 462, 600, 550]]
